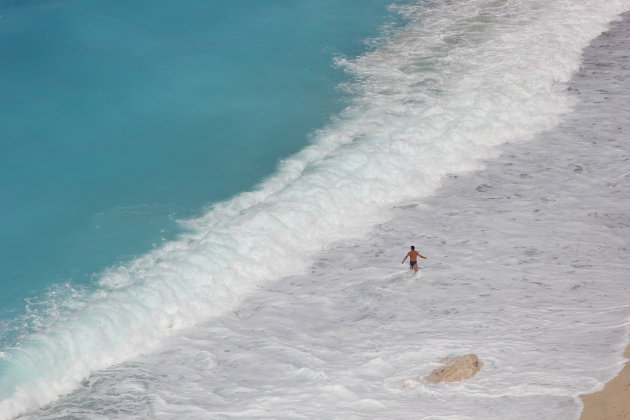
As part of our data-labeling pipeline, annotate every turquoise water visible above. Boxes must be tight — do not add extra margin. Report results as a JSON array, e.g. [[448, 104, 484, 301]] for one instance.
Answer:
[[0, 0, 402, 319]]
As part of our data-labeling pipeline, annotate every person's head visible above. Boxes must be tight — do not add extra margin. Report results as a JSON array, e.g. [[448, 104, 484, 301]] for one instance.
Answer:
[[411, 245, 415, 250]]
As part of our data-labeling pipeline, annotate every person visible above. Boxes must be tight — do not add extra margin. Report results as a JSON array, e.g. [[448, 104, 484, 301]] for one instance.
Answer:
[[402, 245, 427, 273]]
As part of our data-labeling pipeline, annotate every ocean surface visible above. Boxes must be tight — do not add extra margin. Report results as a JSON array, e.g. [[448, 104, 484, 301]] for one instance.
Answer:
[[0, 0, 405, 318], [1, 0, 630, 419]]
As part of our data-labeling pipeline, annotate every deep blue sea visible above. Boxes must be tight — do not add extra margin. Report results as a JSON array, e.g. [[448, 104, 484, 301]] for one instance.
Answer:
[[0, 0, 402, 321]]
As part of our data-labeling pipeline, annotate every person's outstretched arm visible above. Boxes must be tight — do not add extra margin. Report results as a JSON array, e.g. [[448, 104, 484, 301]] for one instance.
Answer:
[[402, 253, 409, 264]]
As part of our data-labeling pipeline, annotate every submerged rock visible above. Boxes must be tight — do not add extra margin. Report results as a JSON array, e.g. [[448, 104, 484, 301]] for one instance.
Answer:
[[425, 354, 482, 383]]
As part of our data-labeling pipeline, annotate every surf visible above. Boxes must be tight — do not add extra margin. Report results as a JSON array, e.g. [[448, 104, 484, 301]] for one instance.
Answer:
[[2, 0, 630, 418]]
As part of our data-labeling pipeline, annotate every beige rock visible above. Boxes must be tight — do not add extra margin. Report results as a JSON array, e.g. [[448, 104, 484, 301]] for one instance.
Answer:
[[425, 354, 482, 383]]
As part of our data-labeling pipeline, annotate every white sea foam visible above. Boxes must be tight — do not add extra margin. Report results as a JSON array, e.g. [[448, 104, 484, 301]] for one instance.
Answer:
[[2, 0, 630, 418]]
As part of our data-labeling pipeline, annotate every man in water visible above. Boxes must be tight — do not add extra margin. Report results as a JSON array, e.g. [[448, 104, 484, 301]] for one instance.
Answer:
[[402, 245, 427, 273]]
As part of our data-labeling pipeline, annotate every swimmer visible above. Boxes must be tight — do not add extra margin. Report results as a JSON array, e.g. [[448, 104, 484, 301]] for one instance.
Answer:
[[402, 245, 427, 273]]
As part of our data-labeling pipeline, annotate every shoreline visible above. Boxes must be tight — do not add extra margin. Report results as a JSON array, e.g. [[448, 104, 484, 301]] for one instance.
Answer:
[[577, 10, 630, 420], [580, 342, 630, 420]]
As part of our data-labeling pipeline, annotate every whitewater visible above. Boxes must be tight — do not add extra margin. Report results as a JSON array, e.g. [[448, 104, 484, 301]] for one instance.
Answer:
[[2, 0, 630, 418]]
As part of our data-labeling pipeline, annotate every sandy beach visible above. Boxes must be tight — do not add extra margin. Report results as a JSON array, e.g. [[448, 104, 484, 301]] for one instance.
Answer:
[[580, 343, 630, 420]]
